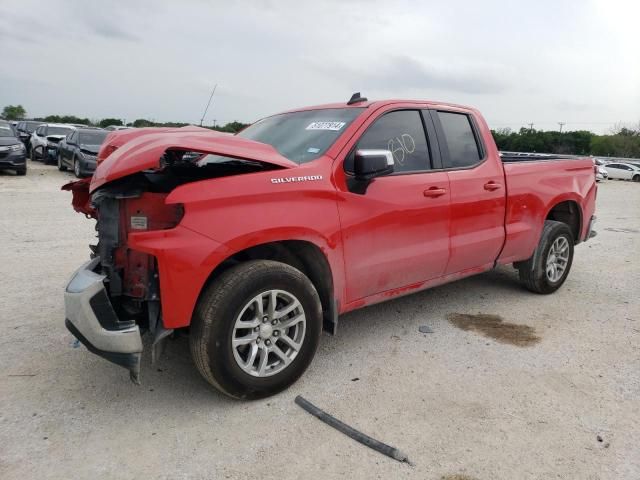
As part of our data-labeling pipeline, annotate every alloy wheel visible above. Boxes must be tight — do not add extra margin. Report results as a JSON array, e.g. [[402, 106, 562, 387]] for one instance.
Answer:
[[231, 289, 306, 377]]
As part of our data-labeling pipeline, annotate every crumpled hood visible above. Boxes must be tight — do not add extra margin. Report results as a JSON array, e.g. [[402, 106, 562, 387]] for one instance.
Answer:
[[46, 135, 66, 142], [90, 129, 297, 192], [79, 144, 101, 155]]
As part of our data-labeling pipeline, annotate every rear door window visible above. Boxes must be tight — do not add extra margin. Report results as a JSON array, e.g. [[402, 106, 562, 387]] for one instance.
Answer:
[[437, 111, 482, 169]]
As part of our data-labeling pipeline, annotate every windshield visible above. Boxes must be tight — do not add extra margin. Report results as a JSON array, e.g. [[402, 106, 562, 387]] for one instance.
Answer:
[[25, 122, 42, 132], [237, 107, 363, 164], [0, 126, 16, 137], [48, 126, 74, 136], [79, 131, 108, 145]]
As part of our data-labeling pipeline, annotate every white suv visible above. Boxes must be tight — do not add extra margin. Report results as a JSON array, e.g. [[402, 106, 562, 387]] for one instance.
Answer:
[[30, 123, 75, 163]]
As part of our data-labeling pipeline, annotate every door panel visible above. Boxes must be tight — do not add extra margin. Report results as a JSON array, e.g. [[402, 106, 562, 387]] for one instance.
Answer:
[[445, 162, 506, 273], [338, 172, 450, 301], [431, 110, 506, 274], [336, 108, 451, 302]]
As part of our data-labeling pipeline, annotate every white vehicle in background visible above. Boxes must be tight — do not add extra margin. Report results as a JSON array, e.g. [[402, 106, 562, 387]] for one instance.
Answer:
[[592, 159, 608, 182], [29, 123, 75, 164], [604, 162, 640, 182]]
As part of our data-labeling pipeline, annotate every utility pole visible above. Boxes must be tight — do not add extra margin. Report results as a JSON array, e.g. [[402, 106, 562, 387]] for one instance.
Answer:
[[199, 84, 217, 127], [528, 123, 534, 133], [558, 122, 565, 133]]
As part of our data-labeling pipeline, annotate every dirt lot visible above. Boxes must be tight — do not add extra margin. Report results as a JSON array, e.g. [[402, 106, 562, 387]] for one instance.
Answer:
[[1, 160, 638, 479]]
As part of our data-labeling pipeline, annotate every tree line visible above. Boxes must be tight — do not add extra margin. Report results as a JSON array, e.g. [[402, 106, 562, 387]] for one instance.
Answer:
[[491, 125, 640, 159], [3, 104, 639, 157], [1, 104, 249, 134]]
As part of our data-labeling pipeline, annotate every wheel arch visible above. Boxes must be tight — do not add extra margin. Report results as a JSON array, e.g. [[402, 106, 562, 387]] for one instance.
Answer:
[[200, 240, 338, 334], [545, 199, 582, 244]]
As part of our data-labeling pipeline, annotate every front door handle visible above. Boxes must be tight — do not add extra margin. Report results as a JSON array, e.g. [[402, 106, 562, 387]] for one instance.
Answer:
[[423, 187, 447, 198], [484, 181, 502, 191]]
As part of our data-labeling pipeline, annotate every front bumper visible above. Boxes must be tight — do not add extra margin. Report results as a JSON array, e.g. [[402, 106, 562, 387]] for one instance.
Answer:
[[0, 150, 26, 170], [79, 157, 97, 176], [64, 257, 143, 382]]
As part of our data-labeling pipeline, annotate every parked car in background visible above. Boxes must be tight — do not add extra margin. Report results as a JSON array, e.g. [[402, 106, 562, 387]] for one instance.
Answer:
[[16, 120, 44, 155], [0, 123, 27, 175], [604, 163, 640, 181], [0, 119, 18, 136], [104, 125, 131, 131], [29, 123, 75, 163], [594, 163, 608, 182], [58, 128, 108, 177]]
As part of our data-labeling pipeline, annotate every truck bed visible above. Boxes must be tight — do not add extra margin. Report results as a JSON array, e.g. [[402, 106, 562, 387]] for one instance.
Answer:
[[500, 152, 586, 163]]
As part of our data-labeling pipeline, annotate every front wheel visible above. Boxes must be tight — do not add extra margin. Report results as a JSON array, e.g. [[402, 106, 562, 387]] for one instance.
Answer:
[[633, 175, 640, 182], [73, 157, 81, 177], [190, 260, 322, 399], [518, 220, 574, 294]]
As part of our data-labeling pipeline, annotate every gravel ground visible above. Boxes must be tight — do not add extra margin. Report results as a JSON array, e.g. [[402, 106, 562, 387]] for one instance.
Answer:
[[1, 160, 639, 480]]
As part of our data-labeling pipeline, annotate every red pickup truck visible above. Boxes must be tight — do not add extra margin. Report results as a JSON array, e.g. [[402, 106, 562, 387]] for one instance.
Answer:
[[63, 95, 597, 399]]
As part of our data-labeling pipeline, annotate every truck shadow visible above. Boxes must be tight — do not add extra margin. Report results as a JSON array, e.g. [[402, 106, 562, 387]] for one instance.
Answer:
[[140, 264, 529, 403]]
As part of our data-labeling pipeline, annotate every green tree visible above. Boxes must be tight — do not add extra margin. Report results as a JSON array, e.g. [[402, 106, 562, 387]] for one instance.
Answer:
[[132, 118, 155, 128], [2, 105, 26, 120], [99, 118, 123, 128], [43, 114, 92, 125], [214, 121, 250, 133]]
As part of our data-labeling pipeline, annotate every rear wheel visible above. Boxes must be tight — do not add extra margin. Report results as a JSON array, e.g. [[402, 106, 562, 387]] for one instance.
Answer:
[[16, 167, 26, 176], [633, 175, 640, 182], [518, 220, 574, 294], [190, 260, 322, 399]]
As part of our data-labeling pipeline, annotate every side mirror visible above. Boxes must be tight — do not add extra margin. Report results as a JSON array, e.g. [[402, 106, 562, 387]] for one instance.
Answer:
[[349, 149, 394, 194], [354, 149, 394, 180]]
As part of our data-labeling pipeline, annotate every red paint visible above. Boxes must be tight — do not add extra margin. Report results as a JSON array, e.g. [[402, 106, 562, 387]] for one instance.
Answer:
[[66, 100, 597, 329]]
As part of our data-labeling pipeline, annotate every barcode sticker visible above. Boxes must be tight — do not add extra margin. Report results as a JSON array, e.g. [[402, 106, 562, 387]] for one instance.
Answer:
[[306, 121, 346, 131], [130, 216, 148, 230]]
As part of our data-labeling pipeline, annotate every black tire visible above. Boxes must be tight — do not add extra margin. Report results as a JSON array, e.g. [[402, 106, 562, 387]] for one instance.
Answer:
[[73, 157, 81, 177], [57, 151, 67, 171], [190, 260, 322, 399], [30, 145, 37, 162], [633, 175, 640, 182], [16, 167, 27, 176], [518, 220, 574, 294]]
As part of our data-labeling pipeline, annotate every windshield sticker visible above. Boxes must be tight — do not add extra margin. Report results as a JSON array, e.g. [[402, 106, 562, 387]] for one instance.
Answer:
[[306, 121, 346, 131], [307, 147, 320, 154]]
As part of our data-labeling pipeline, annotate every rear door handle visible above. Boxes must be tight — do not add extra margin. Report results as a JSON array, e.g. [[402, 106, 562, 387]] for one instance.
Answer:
[[484, 181, 502, 191], [423, 187, 447, 198]]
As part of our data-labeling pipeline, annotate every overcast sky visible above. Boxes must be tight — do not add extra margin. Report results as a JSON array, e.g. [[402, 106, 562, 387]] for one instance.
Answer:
[[1, 0, 638, 133]]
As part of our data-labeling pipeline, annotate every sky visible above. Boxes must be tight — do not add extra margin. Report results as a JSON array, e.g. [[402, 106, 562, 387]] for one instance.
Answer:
[[1, 0, 638, 133]]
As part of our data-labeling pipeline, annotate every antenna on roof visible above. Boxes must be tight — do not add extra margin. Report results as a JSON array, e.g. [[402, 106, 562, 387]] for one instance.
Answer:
[[347, 92, 367, 105], [199, 84, 217, 126]]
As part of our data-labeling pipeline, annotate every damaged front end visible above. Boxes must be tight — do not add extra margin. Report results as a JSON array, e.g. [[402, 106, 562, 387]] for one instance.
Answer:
[[63, 135, 294, 383], [63, 175, 184, 384]]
